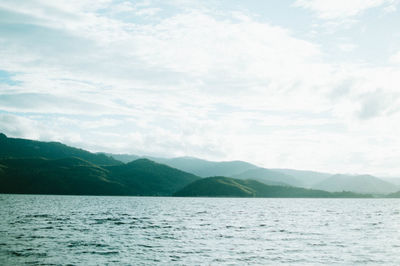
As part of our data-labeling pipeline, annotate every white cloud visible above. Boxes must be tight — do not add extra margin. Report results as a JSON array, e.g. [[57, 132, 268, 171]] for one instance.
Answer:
[[390, 51, 400, 64], [338, 43, 357, 52], [294, 0, 395, 20], [1, 0, 400, 175]]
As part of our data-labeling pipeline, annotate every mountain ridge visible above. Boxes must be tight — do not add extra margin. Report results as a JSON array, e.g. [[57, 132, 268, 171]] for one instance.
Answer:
[[0, 133, 121, 166], [174, 176, 372, 198], [1, 133, 398, 197], [313, 174, 398, 194]]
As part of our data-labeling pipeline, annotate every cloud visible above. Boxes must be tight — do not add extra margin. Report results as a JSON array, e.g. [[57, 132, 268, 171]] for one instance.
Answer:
[[0, 113, 41, 139], [1, 0, 400, 175], [390, 50, 400, 64], [357, 90, 399, 119], [338, 43, 357, 52], [294, 0, 395, 20]]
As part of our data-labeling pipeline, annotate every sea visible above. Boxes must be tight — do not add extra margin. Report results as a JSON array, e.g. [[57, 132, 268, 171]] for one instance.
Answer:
[[1, 194, 399, 265]]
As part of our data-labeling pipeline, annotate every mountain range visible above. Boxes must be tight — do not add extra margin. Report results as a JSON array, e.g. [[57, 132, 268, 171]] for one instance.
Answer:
[[232, 168, 302, 187], [107, 151, 399, 195], [108, 154, 258, 177], [0, 133, 119, 165], [174, 176, 371, 198], [1, 133, 399, 197], [312, 174, 398, 194], [0, 156, 198, 196]]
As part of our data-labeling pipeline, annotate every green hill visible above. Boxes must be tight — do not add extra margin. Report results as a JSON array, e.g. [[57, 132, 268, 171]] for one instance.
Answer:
[[174, 176, 372, 198], [0, 157, 129, 195], [105, 159, 200, 196], [0, 133, 120, 166], [0, 157, 200, 196]]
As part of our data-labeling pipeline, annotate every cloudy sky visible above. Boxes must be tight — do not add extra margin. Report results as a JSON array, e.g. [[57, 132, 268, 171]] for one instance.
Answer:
[[1, 0, 400, 176]]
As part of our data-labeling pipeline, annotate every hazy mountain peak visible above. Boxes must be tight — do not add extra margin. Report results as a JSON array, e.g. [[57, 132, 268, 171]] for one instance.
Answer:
[[313, 174, 398, 194]]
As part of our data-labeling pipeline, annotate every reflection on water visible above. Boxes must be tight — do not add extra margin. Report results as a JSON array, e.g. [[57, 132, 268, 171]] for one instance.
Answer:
[[1, 195, 399, 265]]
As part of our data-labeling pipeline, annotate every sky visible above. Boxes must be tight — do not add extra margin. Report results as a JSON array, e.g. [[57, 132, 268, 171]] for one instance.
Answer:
[[1, 0, 400, 176]]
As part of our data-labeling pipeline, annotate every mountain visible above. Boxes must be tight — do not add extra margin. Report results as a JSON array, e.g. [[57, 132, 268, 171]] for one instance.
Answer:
[[143, 156, 258, 177], [103, 153, 140, 163], [387, 191, 400, 198], [0, 157, 200, 196], [105, 159, 199, 196], [107, 154, 331, 187], [381, 177, 400, 186], [174, 176, 371, 198], [0, 133, 120, 166], [0, 157, 130, 195], [312, 174, 398, 194], [232, 168, 302, 187], [271, 168, 332, 187], [0, 134, 395, 197]]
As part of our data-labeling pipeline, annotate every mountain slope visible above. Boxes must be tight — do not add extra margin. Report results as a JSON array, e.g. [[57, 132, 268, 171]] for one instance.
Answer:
[[0, 157, 130, 195], [104, 153, 140, 163], [381, 178, 400, 186], [0, 133, 121, 166], [174, 176, 371, 198], [387, 191, 400, 198], [313, 174, 398, 194], [271, 168, 332, 187], [0, 157, 200, 196], [232, 168, 302, 187], [146, 156, 258, 177], [105, 158, 200, 196]]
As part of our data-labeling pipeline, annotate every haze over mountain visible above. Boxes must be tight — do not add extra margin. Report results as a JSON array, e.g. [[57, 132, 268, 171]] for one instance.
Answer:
[[270, 169, 332, 188], [174, 176, 371, 198], [232, 168, 302, 187], [313, 174, 398, 195], [151, 157, 259, 177], [381, 178, 400, 186]]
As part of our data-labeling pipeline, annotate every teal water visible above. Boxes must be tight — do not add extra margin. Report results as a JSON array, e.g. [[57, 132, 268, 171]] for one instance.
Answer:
[[1, 195, 399, 265]]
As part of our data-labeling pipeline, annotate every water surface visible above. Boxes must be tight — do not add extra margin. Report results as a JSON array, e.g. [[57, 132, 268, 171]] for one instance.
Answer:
[[1, 195, 399, 265]]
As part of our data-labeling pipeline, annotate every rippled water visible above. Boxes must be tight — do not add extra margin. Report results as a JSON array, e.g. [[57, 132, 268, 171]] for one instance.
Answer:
[[1, 195, 399, 265]]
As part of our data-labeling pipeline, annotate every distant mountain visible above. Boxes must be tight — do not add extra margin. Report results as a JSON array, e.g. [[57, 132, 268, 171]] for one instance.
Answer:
[[105, 159, 199, 196], [1, 134, 395, 197], [387, 191, 400, 198], [104, 153, 140, 163], [232, 168, 302, 187], [146, 156, 258, 177], [271, 168, 332, 187], [174, 176, 371, 198], [381, 178, 400, 186], [312, 174, 398, 194], [108, 154, 332, 188], [107, 153, 335, 187], [0, 133, 121, 166], [133, 156, 257, 177], [0, 157, 199, 196]]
